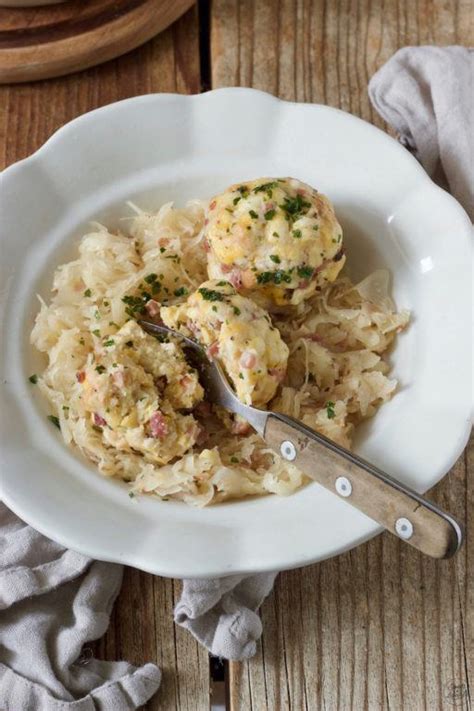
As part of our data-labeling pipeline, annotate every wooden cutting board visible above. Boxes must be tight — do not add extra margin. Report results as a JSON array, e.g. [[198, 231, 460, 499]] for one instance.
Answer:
[[0, 0, 195, 83]]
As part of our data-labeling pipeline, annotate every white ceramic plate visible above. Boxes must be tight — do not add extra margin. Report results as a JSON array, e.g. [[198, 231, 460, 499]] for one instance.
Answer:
[[0, 89, 472, 578]]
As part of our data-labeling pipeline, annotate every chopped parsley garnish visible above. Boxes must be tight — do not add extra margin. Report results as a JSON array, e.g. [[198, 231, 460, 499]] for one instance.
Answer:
[[292, 229, 302, 239], [253, 181, 278, 196], [272, 231, 280, 238], [237, 185, 250, 198], [62, 405, 69, 411], [95, 365, 106, 374], [233, 196, 241, 205], [79, 337, 85, 345], [230, 456, 239, 463], [212, 305, 217, 312], [249, 209, 259, 219], [164, 254, 180, 263], [273, 270, 293, 284], [238, 373, 244, 379], [216, 280, 229, 286], [125, 340, 134, 347], [264, 209, 276, 220], [103, 339, 115, 347], [28, 374, 38, 384], [92, 329, 101, 337], [198, 288, 225, 302], [160, 247, 166, 253], [48, 415, 60, 429], [174, 287, 188, 297], [233, 306, 241, 316], [128, 491, 135, 498], [144, 273, 158, 284], [225, 207, 233, 214], [122, 294, 147, 318], [326, 401, 336, 419], [270, 254, 281, 264], [257, 269, 293, 285], [94, 310, 101, 320], [297, 265, 314, 279], [103, 300, 109, 306], [83, 288, 92, 297], [279, 194, 311, 222], [312, 225, 319, 231]]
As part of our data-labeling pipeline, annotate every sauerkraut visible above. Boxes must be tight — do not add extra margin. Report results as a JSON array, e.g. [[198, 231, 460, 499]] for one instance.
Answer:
[[31, 197, 409, 506]]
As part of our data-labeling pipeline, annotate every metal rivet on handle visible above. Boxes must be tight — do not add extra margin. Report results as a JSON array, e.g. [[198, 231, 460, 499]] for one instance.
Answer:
[[280, 440, 296, 461], [395, 517, 413, 540], [335, 476, 352, 497]]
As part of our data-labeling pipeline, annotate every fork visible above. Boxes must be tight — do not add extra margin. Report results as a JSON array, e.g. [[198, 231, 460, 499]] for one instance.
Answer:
[[139, 319, 463, 559]]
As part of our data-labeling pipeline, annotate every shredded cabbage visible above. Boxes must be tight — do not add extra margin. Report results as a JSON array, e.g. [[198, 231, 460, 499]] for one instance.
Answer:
[[31, 201, 409, 505]]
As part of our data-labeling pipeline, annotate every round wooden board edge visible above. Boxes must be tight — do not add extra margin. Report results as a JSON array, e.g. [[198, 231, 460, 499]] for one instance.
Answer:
[[0, 0, 195, 83]]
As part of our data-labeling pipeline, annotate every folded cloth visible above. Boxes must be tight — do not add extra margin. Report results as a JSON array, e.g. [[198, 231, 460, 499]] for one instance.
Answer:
[[0, 503, 161, 711], [369, 46, 474, 220], [0, 500, 277, 710], [175, 572, 278, 660]]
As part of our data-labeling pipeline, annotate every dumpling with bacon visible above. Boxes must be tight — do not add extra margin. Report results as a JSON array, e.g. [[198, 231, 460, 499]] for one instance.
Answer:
[[161, 279, 289, 407], [204, 177, 345, 307]]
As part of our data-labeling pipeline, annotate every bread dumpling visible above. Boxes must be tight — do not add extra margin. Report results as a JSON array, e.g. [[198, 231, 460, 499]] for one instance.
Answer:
[[205, 177, 345, 306]]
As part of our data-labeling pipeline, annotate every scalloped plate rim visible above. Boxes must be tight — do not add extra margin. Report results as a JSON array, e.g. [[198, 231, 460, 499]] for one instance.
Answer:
[[0, 88, 472, 577]]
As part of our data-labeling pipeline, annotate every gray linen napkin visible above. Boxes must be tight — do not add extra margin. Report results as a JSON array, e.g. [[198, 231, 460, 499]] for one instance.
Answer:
[[0, 503, 161, 711], [0, 500, 276, 709], [175, 572, 277, 660], [369, 46, 474, 220]]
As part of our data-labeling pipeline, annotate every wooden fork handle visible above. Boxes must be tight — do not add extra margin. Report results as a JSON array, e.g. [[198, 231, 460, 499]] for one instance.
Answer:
[[264, 413, 462, 559]]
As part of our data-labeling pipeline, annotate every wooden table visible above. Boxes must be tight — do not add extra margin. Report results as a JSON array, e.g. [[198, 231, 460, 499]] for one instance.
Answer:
[[1, 2, 471, 709]]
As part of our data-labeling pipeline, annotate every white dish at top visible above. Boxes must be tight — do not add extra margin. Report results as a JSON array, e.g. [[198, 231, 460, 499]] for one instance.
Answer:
[[0, 89, 472, 578]]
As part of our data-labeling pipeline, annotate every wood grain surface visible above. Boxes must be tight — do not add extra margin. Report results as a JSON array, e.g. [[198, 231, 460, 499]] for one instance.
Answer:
[[0, 2, 472, 710], [210, 1, 473, 709], [0, 0, 195, 83], [227, 440, 472, 711]]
